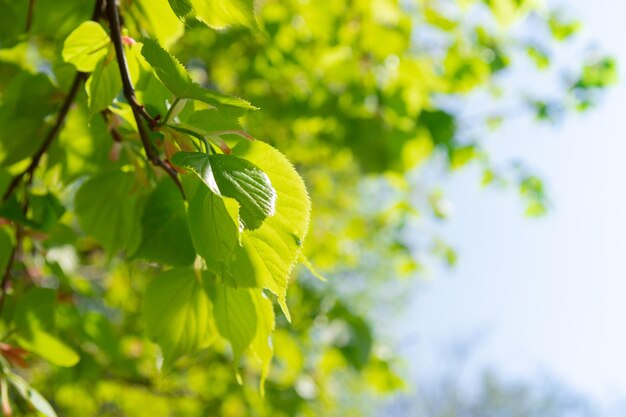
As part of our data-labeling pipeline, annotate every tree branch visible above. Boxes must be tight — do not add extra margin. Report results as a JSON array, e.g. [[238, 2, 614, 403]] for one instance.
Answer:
[[2, 72, 86, 202], [105, 0, 184, 198], [25, 0, 36, 31], [0, 227, 23, 316], [3, 0, 105, 203], [0, 0, 106, 315]]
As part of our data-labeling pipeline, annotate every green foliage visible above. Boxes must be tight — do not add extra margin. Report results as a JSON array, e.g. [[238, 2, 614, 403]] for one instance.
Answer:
[[135, 180, 196, 265], [173, 151, 276, 230], [62, 21, 110, 72], [190, 0, 257, 30], [14, 289, 79, 367], [143, 268, 215, 367], [0, 0, 614, 415], [141, 37, 255, 118], [213, 284, 257, 360], [75, 172, 141, 254]]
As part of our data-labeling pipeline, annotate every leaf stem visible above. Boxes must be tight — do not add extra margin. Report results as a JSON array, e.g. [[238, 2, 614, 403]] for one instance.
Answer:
[[162, 97, 181, 125], [105, 0, 184, 198], [166, 124, 211, 154]]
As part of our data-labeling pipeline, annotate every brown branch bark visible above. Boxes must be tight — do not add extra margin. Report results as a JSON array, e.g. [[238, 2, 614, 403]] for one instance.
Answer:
[[104, 0, 184, 198], [2, 73, 86, 201], [0, 0, 105, 316], [2, 0, 105, 203]]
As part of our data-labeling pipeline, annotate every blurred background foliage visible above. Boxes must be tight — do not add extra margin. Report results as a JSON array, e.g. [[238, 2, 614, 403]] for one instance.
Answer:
[[0, 0, 616, 415]]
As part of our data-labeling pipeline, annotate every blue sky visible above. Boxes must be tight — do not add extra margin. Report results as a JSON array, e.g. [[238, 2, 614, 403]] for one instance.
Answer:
[[398, 0, 626, 408]]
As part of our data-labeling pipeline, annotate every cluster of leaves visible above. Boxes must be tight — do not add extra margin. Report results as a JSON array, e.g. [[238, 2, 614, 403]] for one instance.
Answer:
[[0, 0, 615, 416], [0, 0, 315, 414]]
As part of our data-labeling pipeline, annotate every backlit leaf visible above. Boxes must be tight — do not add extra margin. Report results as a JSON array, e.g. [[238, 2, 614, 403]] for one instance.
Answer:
[[135, 179, 196, 265], [62, 21, 110, 72], [213, 284, 257, 360], [191, 0, 257, 29], [141, 38, 256, 118], [173, 151, 276, 230], [184, 176, 239, 274], [225, 141, 311, 317], [144, 268, 216, 366], [86, 57, 122, 114], [75, 172, 141, 254]]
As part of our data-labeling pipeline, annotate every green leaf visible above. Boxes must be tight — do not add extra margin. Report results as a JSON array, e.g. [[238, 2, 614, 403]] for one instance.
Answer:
[[143, 268, 216, 366], [140, 38, 189, 97], [184, 176, 239, 274], [29, 193, 65, 232], [186, 109, 242, 133], [140, 38, 256, 118], [250, 290, 275, 394], [49, 93, 113, 182], [5, 370, 58, 417], [62, 21, 110, 72], [168, 0, 193, 18], [135, 179, 196, 265], [210, 154, 276, 230], [213, 284, 257, 360], [135, 0, 185, 47], [173, 152, 276, 230], [75, 172, 141, 254], [172, 152, 220, 195], [15, 288, 79, 367], [0, 193, 63, 232], [179, 84, 257, 119], [190, 0, 257, 30], [225, 141, 311, 317], [86, 57, 122, 114], [0, 73, 58, 166]]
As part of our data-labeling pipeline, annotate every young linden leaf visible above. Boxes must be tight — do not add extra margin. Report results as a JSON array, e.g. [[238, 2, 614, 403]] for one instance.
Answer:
[[134, 179, 196, 265], [191, 0, 257, 30], [75, 172, 141, 255], [213, 284, 257, 360], [143, 268, 216, 367], [0, 73, 58, 166], [186, 109, 242, 133], [210, 154, 276, 230], [168, 0, 193, 18], [49, 94, 114, 182], [14, 288, 79, 367], [140, 38, 256, 118], [184, 176, 239, 274], [5, 370, 58, 417], [171, 152, 220, 195], [62, 21, 110, 72], [172, 151, 276, 230], [86, 57, 122, 114], [224, 141, 311, 318], [140, 37, 189, 97], [29, 193, 65, 232], [136, 0, 185, 47], [250, 290, 275, 394]]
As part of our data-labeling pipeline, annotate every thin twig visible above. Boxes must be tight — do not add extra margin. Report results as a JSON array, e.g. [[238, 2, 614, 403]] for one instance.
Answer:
[[0, 227, 23, 316], [2, 72, 86, 202], [0, 0, 105, 315], [3, 0, 104, 203], [105, 0, 184, 198], [25, 0, 36, 31]]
